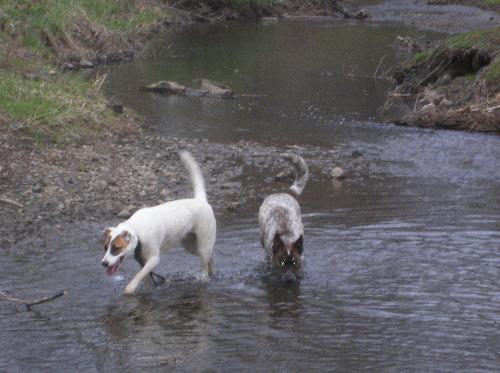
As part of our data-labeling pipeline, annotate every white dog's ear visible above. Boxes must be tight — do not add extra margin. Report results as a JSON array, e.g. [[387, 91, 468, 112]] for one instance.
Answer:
[[101, 228, 112, 252]]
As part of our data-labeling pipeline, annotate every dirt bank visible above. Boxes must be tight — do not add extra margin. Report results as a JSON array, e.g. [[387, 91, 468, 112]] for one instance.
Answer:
[[381, 27, 500, 132]]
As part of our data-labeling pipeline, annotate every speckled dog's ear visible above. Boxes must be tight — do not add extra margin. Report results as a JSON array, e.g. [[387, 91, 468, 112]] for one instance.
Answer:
[[272, 233, 284, 254], [293, 235, 304, 255], [101, 228, 111, 252]]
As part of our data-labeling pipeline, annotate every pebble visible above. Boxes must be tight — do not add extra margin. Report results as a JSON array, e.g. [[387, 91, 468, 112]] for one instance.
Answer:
[[109, 97, 124, 114], [117, 208, 131, 219], [96, 180, 108, 191], [351, 149, 363, 158], [226, 201, 241, 211], [331, 166, 346, 180], [79, 59, 94, 69], [62, 62, 76, 71]]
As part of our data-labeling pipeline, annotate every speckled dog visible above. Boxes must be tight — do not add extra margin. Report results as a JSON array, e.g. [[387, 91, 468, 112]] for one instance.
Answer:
[[258, 154, 308, 282]]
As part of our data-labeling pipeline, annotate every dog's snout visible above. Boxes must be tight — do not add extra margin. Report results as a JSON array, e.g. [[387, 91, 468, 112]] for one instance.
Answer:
[[282, 254, 296, 267], [282, 271, 296, 283], [102, 260, 109, 268]]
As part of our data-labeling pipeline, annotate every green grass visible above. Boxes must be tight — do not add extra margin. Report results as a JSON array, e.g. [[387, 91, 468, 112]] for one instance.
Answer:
[[446, 27, 500, 51], [413, 48, 435, 63], [485, 0, 500, 6], [79, 0, 165, 31], [445, 28, 500, 88], [0, 0, 165, 52], [0, 0, 166, 143], [485, 58, 500, 83], [0, 70, 91, 124]]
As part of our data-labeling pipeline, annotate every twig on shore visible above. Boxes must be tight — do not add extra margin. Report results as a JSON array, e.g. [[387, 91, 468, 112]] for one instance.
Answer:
[[239, 93, 267, 98], [413, 94, 421, 112], [373, 55, 386, 78], [346, 64, 359, 78], [93, 73, 107, 92], [0, 196, 23, 209], [0, 290, 67, 311], [388, 92, 417, 97], [486, 104, 500, 113]]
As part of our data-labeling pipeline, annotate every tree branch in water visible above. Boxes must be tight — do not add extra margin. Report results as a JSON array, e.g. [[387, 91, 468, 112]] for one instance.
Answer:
[[0, 290, 67, 311]]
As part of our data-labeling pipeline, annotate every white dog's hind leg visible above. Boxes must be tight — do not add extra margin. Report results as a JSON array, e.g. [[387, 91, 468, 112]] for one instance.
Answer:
[[208, 257, 215, 276], [124, 256, 160, 295], [196, 219, 216, 281]]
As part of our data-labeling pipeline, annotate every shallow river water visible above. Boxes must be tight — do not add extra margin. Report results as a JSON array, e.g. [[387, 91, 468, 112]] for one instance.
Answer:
[[2, 21, 500, 372]]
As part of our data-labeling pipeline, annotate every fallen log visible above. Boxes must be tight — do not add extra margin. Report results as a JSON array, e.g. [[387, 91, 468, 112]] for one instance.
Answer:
[[141, 80, 189, 95], [141, 80, 234, 99], [201, 79, 234, 98]]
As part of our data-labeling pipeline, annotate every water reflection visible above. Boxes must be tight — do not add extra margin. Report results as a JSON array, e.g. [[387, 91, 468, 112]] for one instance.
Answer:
[[262, 280, 302, 326], [104, 21, 441, 146]]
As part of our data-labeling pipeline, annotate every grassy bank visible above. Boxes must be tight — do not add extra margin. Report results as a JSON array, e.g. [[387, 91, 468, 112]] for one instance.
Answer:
[[0, 0, 354, 143], [0, 0, 172, 144], [387, 26, 500, 132], [413, 27, 500, 91]]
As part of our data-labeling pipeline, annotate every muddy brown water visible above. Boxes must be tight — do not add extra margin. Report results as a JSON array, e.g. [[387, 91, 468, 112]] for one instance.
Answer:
[[2, 21, 500, 372]]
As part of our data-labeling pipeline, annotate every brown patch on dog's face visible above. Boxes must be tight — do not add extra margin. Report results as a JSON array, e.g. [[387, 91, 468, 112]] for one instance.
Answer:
[[102, 228, 111, 252], [109, 233, 129, 256], [271, 233, 304, 276]]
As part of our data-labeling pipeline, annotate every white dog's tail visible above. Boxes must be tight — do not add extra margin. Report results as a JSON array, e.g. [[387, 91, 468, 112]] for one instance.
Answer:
[[283, 153, 309, 197], [180, 151, 207, 201]]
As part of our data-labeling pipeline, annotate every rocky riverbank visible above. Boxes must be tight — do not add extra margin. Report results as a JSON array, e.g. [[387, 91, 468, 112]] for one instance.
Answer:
[[2, 0, 500, 247], [1, 125, 350, 247]]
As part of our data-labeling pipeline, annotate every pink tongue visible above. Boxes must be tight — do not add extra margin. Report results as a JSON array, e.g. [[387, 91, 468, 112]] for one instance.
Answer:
[[106, 264, 116, 276]]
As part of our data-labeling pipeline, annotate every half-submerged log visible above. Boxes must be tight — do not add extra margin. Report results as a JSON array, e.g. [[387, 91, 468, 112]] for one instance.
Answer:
[[141, 80, 188, 95], [201, 79, 235, 98], [141, 80, 234, 99]]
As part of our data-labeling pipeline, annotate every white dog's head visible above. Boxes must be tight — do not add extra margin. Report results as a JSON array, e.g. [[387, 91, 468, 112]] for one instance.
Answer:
[[101, 227, 137, 276]]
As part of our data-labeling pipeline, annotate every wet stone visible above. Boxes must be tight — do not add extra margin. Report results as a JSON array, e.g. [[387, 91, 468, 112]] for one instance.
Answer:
[[32, 184, 42, 193], [331, 166, 346, 180]]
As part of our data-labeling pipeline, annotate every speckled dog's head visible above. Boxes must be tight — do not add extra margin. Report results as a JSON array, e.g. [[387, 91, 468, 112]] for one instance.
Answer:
[[101, 226, 137, 276], [271, 232, 304, 282]]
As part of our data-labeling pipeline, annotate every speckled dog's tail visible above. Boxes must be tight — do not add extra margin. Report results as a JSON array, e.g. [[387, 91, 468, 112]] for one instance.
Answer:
[[283, 153, 309, 197], [180, 151, 207, 201]]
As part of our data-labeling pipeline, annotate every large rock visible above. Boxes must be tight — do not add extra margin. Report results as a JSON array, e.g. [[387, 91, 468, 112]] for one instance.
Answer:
[[201, 79, 235, 98], [141, 81, 188, 95]]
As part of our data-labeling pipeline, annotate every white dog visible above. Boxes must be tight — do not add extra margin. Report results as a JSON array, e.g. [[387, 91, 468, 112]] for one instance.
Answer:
[[101, 151, 216, 295]]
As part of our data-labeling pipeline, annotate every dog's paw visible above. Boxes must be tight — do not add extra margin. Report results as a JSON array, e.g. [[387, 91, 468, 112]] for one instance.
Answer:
[[199, 272, 210, 283], [123, 283, 137, 295]]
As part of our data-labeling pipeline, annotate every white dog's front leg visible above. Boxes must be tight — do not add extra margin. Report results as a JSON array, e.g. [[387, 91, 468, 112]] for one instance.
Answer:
[[124, 256, 160, 295]]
